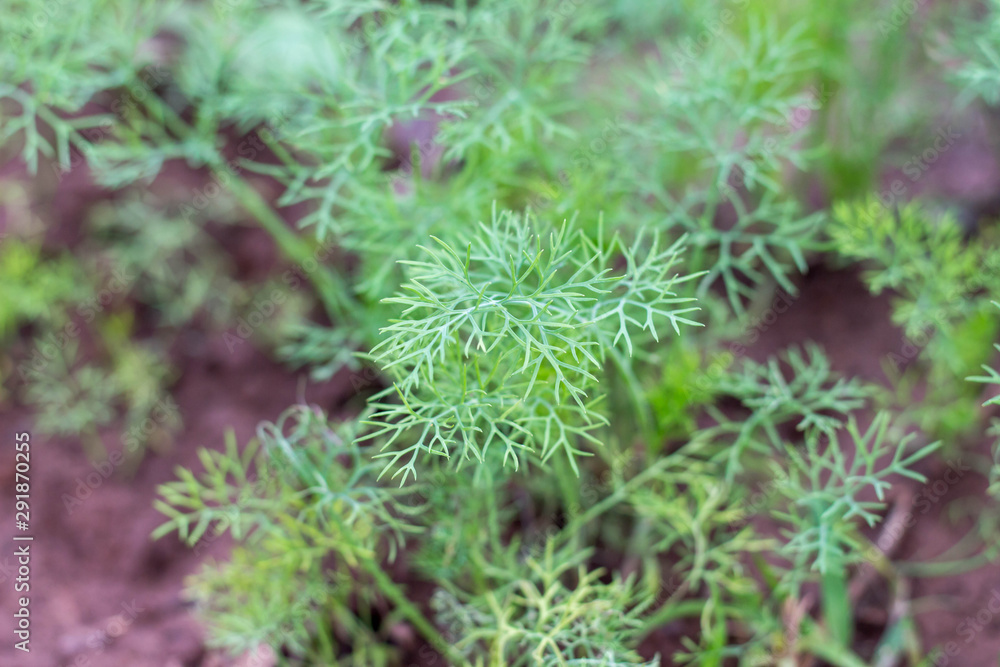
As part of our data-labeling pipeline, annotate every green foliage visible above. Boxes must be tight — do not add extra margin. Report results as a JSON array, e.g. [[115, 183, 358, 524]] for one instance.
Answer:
[[433, 541, 659, 667], [623, 454, 772, 600], [832, 200, 1000, 444], [154, 346, 940, 665], [656, 190, 825, 315], [0, 231, 181, 461], [0, 238, 85, 338], [623, 18, 818, 194], [24, 341, 118, 438], [943, 0, 1000, 106], [155, 406, 419, 558], [84, 195, 245, 327], [705, 343, 873, 478], [155, 409, 422, 663], [609, 16, 829, 316], [646, 343, 712, 445], [968, 302, 1000, 407], [714, 343, 871, 434], [970, 361, 1000, 407], [831, 199, 996, 336], [775, 413, 939, 578], [1, 0, 180, 174], [22, 314, 179, 461], [7, 0, 999, 663], [362, 208, 701, 482]]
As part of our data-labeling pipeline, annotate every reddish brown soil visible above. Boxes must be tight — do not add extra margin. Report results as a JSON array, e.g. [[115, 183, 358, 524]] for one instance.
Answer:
[[0, 330, 355, 667], [0, 159, 359, 666]]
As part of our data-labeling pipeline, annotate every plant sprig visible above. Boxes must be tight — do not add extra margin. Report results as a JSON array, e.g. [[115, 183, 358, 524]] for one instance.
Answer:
[[362, 207, 701, 482]]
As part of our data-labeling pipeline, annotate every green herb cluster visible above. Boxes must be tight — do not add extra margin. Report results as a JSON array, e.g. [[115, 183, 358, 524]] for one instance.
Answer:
[[4, 0, 1000, 665]]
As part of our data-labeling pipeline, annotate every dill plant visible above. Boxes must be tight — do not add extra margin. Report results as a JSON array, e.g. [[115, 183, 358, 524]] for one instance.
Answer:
[[363, 207, 701, 482], [3, 0, 997, 665]]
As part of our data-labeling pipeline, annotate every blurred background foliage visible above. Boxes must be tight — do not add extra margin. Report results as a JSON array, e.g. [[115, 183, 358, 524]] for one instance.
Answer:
[[3, 0, 1000, 665]]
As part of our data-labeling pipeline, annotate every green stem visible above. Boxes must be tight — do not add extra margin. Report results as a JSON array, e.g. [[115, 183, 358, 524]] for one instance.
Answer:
[[896, 548, 1000, 577], [215, 164, 353, 323], [640, 599, 714, 634], [553, 456, 673, 551], [798, 617, 870, 667], [553, 454, 581, 523], [362, 550, 470, 666], [331, 515, 470, 667], [138, 93, 354, 325], [821, 566, 852, 648], [894, 521, 1000, 577]]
